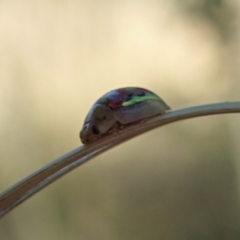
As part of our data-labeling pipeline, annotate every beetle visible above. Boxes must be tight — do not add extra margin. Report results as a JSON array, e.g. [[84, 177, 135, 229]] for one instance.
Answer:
[[80, 87, 170, 144]]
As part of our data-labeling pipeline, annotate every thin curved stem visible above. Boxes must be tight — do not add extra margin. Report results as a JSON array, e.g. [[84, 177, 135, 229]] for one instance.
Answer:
[[0, 101, 240, 218]]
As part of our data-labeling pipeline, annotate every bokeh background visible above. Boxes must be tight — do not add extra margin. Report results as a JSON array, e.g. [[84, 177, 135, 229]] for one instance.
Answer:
[[1, 0, 240, 239]]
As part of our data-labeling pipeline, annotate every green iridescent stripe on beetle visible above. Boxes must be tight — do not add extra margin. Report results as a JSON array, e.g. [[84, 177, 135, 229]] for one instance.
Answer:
[[122, 93, 161, 106]]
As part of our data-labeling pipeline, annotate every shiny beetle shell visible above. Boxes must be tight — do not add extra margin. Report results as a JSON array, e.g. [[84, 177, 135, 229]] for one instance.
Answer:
[[80, 87, 170, 144]]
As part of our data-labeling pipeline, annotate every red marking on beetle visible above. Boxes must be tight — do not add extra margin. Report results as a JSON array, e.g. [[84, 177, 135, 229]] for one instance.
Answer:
[[108, 100, 123, 108], [107, 87, 151, 108]]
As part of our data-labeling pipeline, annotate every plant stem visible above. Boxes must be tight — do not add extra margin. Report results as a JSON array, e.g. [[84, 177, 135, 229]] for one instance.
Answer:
[[0, 101, 240, 218]]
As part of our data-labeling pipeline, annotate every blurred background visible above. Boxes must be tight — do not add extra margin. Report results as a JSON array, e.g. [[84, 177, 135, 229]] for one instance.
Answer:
[[1, 0, 240, 239]]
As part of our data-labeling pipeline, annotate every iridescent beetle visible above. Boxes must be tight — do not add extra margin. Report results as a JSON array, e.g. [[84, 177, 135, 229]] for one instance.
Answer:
[[80, 87, 170, 144]]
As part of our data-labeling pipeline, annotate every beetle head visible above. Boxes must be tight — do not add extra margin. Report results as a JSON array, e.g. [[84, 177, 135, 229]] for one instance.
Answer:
[[80, 104, 116, 144]]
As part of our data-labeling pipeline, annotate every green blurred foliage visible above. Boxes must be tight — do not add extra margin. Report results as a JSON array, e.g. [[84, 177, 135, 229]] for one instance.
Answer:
[[173, 0, 235, 41]]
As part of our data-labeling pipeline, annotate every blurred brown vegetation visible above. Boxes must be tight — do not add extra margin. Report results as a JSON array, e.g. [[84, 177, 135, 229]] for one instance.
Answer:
[[1, 0, 240, 239]]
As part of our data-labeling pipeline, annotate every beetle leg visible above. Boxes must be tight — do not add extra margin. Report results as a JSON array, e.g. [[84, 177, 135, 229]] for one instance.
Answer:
[[107, 122, 121, 134]]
